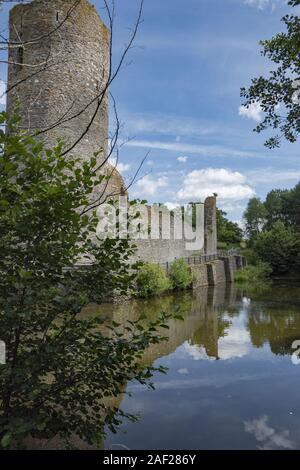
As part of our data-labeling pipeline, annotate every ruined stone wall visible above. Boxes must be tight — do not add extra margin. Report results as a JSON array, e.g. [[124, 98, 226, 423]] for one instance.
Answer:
[[6, 0, 218, 263], [190, 255, 245, 289], [7, 0, 125, 198], [131, 201, 210, 264]]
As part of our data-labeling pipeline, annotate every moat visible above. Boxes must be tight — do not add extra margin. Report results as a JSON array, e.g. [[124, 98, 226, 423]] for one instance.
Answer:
[[87, 281, 300, 450]]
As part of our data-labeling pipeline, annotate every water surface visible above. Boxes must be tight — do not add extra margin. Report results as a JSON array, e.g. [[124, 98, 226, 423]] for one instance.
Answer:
[[95, 282, 300, 450]]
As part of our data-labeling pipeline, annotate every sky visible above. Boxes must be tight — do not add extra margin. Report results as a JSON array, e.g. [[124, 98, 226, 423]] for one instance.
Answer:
[[1, 0, 300, 224]]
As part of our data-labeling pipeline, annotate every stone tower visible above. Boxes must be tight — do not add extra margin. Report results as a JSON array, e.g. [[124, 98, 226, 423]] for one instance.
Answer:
[[6, 0, 125, 198]]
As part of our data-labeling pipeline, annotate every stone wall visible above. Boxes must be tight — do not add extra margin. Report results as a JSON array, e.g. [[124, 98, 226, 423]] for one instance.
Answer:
[[190, 255, 245, 289], [190, 264, 209, 288], [131, 198, 216, 264]]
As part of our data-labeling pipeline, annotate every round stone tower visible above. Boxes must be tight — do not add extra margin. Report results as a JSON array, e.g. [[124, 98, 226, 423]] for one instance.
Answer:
[[6, 0, 126, 198]]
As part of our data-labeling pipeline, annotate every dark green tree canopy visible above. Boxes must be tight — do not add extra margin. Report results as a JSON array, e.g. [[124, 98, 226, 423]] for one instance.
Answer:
[[217, 209, 243, 246], [243, 181, 300, 273]]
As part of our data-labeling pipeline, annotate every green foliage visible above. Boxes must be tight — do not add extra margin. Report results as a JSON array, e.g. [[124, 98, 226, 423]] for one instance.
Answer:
[[169, 259, 193, 290], [241, 0, 300, 148], [234, 262, 272, 284], [254, 221, 300, 274], [243, 182, 300, 275], [241, 247, 261, 266], [243, 198, 268, 241], [217, 209, 243, 246], [136, 263, 171, 298], [0, 112, 170, 449]]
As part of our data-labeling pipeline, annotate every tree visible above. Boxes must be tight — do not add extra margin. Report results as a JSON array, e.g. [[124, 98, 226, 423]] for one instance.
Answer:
[[241, 0, 300, 148], [254, 220, 299, 274], [216, 209, 243, 246], [243, 198, 267, 241], [285, 182, 300, 228], [264, 189, 289, 229], [0, 113, 169, 449]]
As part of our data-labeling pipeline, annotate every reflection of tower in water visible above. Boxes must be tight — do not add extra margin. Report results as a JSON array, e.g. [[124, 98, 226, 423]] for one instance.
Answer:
[[83, 284, 239, 364], [190, 284, 236, 360]]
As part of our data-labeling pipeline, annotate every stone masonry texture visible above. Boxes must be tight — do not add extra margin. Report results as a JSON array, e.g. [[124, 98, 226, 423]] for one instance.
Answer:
[[7, 0, 125, 198]]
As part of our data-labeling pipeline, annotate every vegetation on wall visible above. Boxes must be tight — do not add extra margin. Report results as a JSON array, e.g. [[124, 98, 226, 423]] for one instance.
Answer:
[[169, 259, 193, 290], [137, 259, 194, 297], [136, 263, 172, 298]]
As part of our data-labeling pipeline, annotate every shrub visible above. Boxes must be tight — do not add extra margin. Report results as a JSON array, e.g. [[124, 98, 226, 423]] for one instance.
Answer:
[[241, 247, 261, 266], [254, 220, 299, 274], [136, 263, 171, 298], [234, 262, 272, 284], [169, 258, 193, 290]]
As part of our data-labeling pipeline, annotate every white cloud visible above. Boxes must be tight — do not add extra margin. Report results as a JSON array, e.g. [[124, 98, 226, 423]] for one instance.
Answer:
[[123, 112, 218, 139], [247, 168, 300, 184], [0, 80, 6, 106], [239, 102, 263, 122], [244, 415, 295, 450], [134, 174, 168, 197], [177, 156, 188, 163], [218, 313, 251, 360], [243, 0, 285, 10], [108, 157, 131, 173], [177, 168, 255, 202], [164, 201, 181, 211], [126, 139, 259, 159]]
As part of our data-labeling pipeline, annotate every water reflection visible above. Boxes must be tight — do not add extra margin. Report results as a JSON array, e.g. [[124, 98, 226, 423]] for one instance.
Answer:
[[86, 282, 300, 450]]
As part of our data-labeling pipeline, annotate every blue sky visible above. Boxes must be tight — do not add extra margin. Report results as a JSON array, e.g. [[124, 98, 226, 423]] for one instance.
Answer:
[[1, 0, 300, 223]]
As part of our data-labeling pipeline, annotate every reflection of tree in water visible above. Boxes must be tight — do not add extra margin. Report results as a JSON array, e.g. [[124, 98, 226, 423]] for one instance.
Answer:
[[84, 285, 239, 364], [247, 305, 300, 356], [239, 282, 300, 356], [191, 314, 231, 360]]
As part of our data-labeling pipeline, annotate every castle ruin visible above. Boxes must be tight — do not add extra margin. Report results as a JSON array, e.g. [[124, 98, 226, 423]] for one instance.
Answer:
[[6, 0, 218, 266]]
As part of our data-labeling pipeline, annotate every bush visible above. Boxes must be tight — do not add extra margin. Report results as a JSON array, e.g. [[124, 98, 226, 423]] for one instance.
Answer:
[[254, 220, 299, 274], [169, 259, 193, 290], [241, 247, 261, 266], [136, 263, 171, 298], [234, 262, 272, 284]]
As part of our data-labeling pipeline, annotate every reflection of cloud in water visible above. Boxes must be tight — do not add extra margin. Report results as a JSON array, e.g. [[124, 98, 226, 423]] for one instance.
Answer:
[[182, 342, 216, 361], [218, 310, 251, 360], [178, 368, 189, 375], [244, 415, 295, 450], [128, 371, 287, 392]]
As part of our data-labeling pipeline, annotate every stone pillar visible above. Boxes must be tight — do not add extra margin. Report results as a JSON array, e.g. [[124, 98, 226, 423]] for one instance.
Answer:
[[222, 257, 235, 283], [204, 195, 217, 254]]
